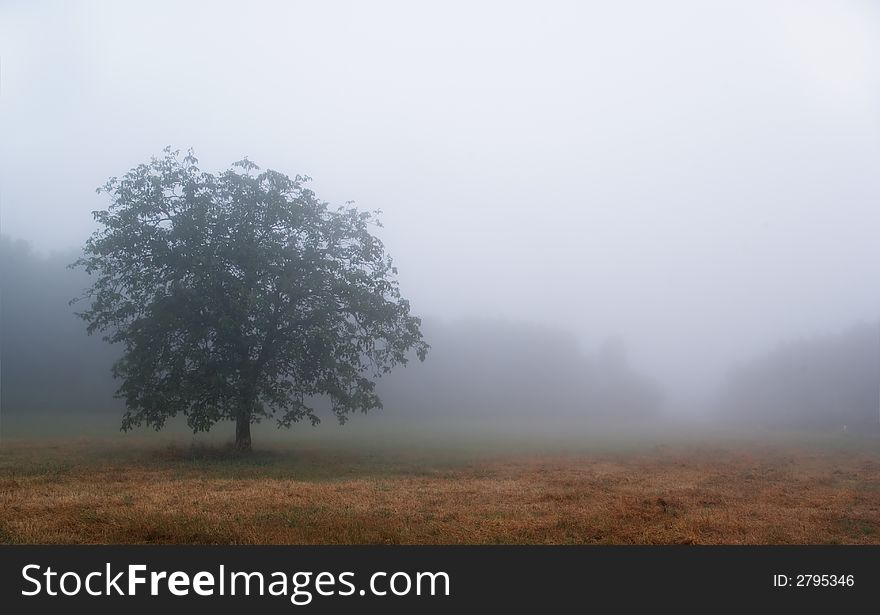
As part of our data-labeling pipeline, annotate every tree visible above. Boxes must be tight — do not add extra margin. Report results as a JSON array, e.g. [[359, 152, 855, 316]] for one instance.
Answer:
[[73, 148, 428, 451]]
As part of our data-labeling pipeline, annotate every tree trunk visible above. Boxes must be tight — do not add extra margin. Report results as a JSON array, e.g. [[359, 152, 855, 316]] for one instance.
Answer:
[[235, 413, 252, 452]]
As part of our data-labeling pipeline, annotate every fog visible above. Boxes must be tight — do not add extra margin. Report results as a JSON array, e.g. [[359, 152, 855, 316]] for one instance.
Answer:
[[1, 0, 879, 435]]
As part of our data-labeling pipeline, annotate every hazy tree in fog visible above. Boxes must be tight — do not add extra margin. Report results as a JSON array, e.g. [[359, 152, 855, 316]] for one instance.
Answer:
[[584, 337, 664, 421], [1, 237, 121, 417], [719, 322, 880, 429], [72, 148, 428, 450], [377, 319, 663, 424]]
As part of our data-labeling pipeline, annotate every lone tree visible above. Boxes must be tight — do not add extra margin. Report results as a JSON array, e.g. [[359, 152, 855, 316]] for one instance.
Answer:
[[73, 148, 428, 451]]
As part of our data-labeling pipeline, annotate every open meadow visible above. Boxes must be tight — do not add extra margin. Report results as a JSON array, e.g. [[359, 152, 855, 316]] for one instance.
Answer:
[[2, 427, 878, 545]]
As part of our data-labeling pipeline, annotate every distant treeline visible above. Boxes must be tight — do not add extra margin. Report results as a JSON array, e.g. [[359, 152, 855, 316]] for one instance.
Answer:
[[376, 320, 662, 423], [0, 235, 661, 424], [1, 237, 121, 416], [4, 235, 878, 430], [719, 322, 880, 428]]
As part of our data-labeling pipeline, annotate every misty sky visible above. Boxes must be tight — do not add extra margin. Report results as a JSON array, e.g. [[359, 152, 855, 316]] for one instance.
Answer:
[[2, 0, 879, 402]]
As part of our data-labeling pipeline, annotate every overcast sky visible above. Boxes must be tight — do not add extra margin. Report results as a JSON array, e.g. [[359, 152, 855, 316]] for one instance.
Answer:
[[2, 0, 879, 402]]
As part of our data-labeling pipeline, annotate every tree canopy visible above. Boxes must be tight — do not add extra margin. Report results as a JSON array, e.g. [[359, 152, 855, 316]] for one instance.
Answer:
[[73, 148, 428, 450]]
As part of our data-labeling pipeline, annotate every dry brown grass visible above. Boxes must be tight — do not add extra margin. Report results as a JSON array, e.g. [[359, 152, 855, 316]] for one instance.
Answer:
[[1, 435, 878, 544]]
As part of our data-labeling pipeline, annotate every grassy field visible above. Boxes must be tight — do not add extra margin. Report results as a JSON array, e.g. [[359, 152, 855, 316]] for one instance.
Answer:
[[1, 429, 879, 544]]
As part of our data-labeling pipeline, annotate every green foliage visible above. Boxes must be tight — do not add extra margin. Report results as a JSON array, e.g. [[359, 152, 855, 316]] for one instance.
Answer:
[[73, 148, 428, 442]]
